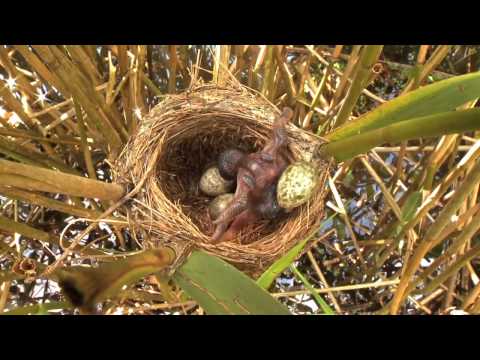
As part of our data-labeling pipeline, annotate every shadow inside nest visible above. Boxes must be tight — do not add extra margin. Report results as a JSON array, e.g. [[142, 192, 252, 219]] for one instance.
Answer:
[[156, 115, 295, 245]]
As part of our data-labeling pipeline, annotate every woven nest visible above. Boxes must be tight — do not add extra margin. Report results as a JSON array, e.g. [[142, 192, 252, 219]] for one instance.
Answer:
[[113, 79, 330, 277]]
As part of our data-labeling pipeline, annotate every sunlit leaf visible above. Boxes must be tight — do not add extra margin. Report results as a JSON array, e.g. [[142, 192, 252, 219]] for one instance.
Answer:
[[174, 251, 290, 315]]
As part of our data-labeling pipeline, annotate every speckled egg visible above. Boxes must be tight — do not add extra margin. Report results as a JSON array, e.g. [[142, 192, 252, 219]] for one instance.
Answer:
[[199, 166, 234, 196], [276, 161, 319, 209], [208, 193, 234, 220]]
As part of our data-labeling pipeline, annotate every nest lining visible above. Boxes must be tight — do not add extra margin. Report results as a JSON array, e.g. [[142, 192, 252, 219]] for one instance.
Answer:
[[114, 81, 330, 276]]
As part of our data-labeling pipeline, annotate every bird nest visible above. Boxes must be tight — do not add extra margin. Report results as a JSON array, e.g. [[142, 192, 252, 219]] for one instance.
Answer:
[[113, 79, 330, 277]]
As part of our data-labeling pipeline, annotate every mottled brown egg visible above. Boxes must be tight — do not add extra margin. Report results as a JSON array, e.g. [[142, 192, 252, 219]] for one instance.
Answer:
[[208, 193, 235, 220], [276, 161, 319, 210], [199, 166, 234, 196]]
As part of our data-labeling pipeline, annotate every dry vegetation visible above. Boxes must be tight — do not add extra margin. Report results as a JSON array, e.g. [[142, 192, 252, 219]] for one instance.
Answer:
[[0, 45, 480, 315]]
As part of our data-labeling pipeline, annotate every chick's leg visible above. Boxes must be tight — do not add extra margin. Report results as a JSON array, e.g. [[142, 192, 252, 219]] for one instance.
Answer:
[[214, 209, 258, 244], [211, 196, 248, 243], [211, 170, 256, 243]]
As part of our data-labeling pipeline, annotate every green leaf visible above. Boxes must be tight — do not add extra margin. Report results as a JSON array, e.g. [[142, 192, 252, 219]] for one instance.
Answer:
[[256, 213, 337, 290], [290, 265, 335, 315], [327, 71, 480, 142], [174, 251, 290, 315], [389, 191, 423, 238], [323, 108, 480, 161], [401, 191, 423, 222]]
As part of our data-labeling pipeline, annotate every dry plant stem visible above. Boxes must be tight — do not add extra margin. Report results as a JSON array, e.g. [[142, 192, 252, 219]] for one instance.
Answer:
[[407, 295, 432, 314], [34, 46, 124, 153], [370, 151, 409, 191], [0, 136, 75, 174], [65, 46, 102, 86], [105, 51, 116, 105], [437, 203, 480, 241], [0, 185, 107, 220], [389, 158, 480, 314], [330, 45, 362, 108], [13, 45, 69, 95], [306, 46, 385, 104], [28, 82, 108, 119], [442, 270, 457, 310], [378, 140, 480, 266], [399, 203, 479, 296], [73, 100, 97, 180], [0, 48, 38, 97], [0, 129, 80, 146], [0, 281, 10, 312], [117, 45, 133, 132], [45, 46, 127, 130], [328, 177, 367, 269], [360, 156, 402, 219], [261, 46, 276, 101], [274, 46, 297, 106], [402, 45, 452, 94], [140, 71, 163, 97], [466, 262, 479, 286], [318, 46, 454, 81], [295, 54, 312, 112], [419, 243, 480, 296], [168, 45, 178, 94], [0, 159, 124, 201], [0, 84, 37, 129], [419, 287, 445, 307], [131, 46, 148, 117], [272, 279, 400, 298], [375, 145, 474, 152], [306, 250, 342, 313], [471, 299, 480, 314], [0, 215, 102, 255], [463, 281, 480, 310], [42, 146, 161, 277], [213, 45, 231, 87], [332, 45, 344, 58], [131, 300, 197, 313], [423, 135, 459, 190], [311, 62, 333, 112]]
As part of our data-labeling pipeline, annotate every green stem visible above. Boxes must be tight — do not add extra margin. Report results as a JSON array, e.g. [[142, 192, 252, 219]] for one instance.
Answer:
[[334, 45, 383, 127], [290, 264, 335, 314]]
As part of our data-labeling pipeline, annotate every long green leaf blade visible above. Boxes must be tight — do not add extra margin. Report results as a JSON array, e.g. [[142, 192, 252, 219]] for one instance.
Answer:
[[290, 265, 335, 315], [327, 71, 480, 142], [324, 108, 480, 161], [174, 251, 291, 315], [256, 214, 337, 290]]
